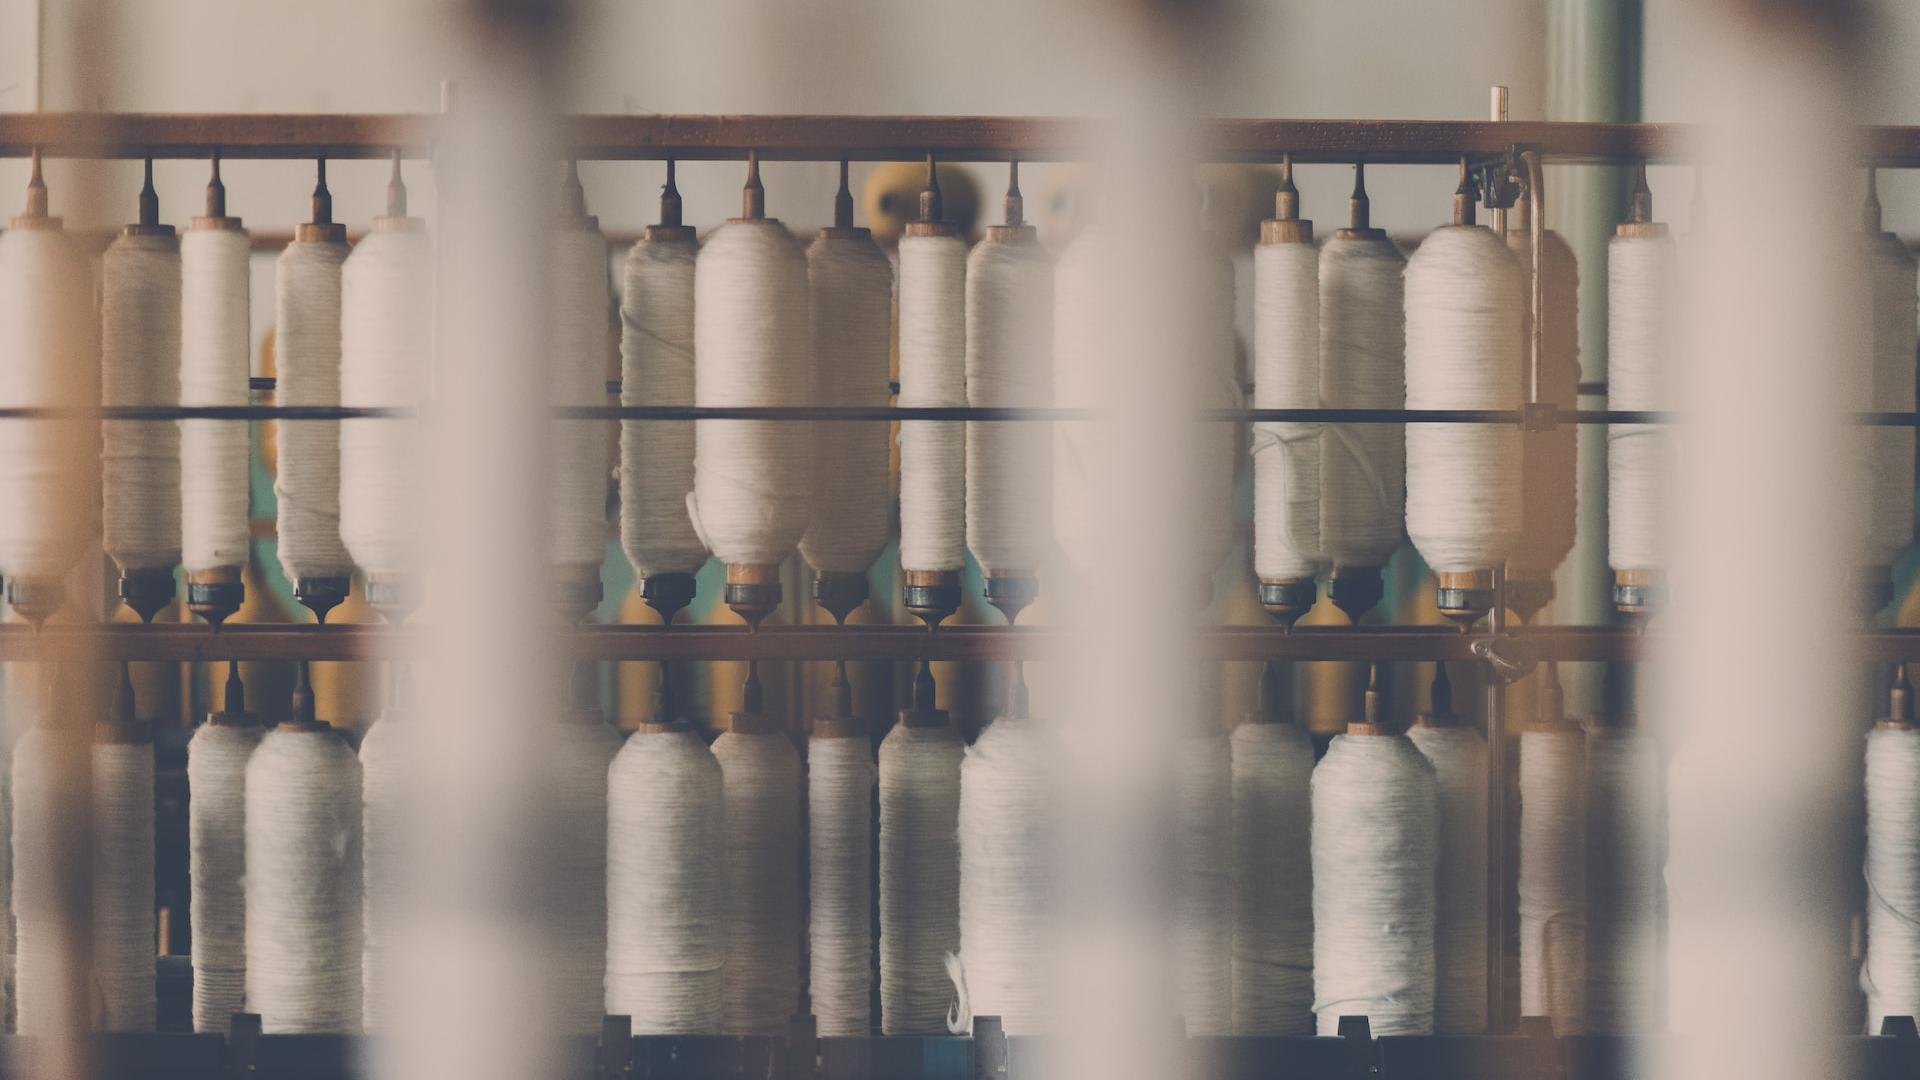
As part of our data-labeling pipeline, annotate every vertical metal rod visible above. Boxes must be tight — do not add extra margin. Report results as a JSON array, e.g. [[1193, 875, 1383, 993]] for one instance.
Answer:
[[1525, 149, 1547, 406], [1490, 86, 1510, 236], [1486, 567, 1509, 1032]]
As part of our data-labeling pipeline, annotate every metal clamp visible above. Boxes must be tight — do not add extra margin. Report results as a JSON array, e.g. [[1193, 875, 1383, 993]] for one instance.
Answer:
[[1472, 634, 1537, 684]]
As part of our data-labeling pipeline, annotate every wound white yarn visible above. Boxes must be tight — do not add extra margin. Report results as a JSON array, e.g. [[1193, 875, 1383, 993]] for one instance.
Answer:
[[94, 739, 157, 1032], [1252, 240, 1325, 581], [1407, 724, 1488, 1033], [180, 227, 253, 574], [547, 712, 622, 1034], [13, 726, 62, 1035], [101, 232, 183, 576], [339, 228, 434, 583], [1864, 725, 1920, 1030], [245, 727, 362, 1033], [1606, 232, 1677, 576], [1311, 732, 1437, 1035], [801, 229, 893, 576], [275, 237, 355, 584], [1405, 226, 1524, 575], [1865, 236, 1918, 569], [898, 233, 969, 574], [879, 722, 964, 1034], [606, 729, 725, 1033], [1583, 727, 1661, 1034], [187, 720, 263, 1032], [958, 717, 1054, 1035], [550, 225, 612, 574], [0, 228, 96, 584], [1518, 726, 1586, 1031], [619, 230, 708, 579], [691, 221, 812, 567], [808, 733, 875, 1036], [1174, 732, 1233, 1036], [358, 715, 408, 1030], [712, 729, 802, 1035], [966, 233, 1054, 577], [1507, 230, 1581, 581], [1318, 234, 1407, 570], [1229, 720, 1315, 1036]]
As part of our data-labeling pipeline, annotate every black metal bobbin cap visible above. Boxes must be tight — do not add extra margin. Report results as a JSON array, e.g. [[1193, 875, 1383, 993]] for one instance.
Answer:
[[1258, 579, 1317, 629], [118, 568, 176, 623], [812, 571, 870, 625], [984, 574, 1039, 625], [641, 572, 699, 625], [724, 579, 783, 628], [294, 575, 350, 624], [1847, 566, 1895, 619], [1504, 575, 1555, 625], [1328, 566, 1383, 624], [904, 570, 961, 629]]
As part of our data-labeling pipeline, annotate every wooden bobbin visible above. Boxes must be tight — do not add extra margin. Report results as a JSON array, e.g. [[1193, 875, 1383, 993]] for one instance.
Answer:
[[899, 152, 962, 633], [1345, 662, 1392, 737], [12, 148, 59, 230], [813, 663, 863, 740], [297, 158, 348, 244], [206, 663, 258, 729], [725, 563, 783, 627], [1877, 665, 1914, 732]]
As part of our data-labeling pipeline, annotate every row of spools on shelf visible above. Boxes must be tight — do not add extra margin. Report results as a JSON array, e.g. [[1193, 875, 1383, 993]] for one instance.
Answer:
[[1, 141, 1919, 1043]]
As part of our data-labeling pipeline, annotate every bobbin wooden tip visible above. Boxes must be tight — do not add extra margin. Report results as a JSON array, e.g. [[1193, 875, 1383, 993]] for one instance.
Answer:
[[1879, 664, 1914, 730], [1346, 661, 1390, 736], [1611, 568, 1663, 618], [741, 150, 765, 221], [17, 146, 50, 225], [1435, 570, 1495, 628], [98, 664, 153, 745], [192, 153, 241, 230], [1261, 153, 1314, 245], [814, 661, 863, 738], [1412, 661, 1458, 730], [899, 660, 950, 729], [724, 562, 783, 627], [903, 568, 962, 629]]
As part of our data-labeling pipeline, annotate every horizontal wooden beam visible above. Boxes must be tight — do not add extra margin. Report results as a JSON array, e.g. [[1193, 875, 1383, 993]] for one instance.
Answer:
[[2, 114, 1919, 166]]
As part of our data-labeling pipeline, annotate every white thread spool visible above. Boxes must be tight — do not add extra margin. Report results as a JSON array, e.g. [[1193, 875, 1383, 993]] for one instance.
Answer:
[[1506, 224, 1581, 607], [1252, 189, 1325, 612], [95, 711, 157, 1033], [550, 182, 612, 608], [0, 207, 96, 618], [180, 204, 253, 612], [186, 671, 262, 1032], [1318, 178, 1406, 614], [1229, 704, 1315, 1035], [1518, 704, 1586, 1031], [713, 723, 802, 1035], [606, 726, 726, 1033], [1864, 214, 1917, 575], [619, 193, 708, 593], [547, 701, 622, 1034], [101, 210, 183, 607], [1606, 201, 1676, 613], [1405, 221, 1523, 609], [898, 185, 969, 616], [801, 190, 893, 603], [958, 714, 1055, 1035], [1407, 720, 1488, 1034], [965, 182, 1052, 608], [691, 187, 813, 590], [879, 710, 964, 1033], [13, 723, 64, 1036], [1583, 724, 1661, 1034], [245, 721, 363, 1033], [1174, 728, 1233, 1036], [339, 220, 433, 603], [808, 697, 875, 1037], [275, 232, 355, 598], [1865, 718, 1920, 1030], [1311, 729, 1437, 1036]]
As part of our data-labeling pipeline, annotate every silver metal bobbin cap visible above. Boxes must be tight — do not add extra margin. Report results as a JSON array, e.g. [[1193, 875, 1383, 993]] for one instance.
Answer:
[[1435, 570, 1495, 629], [1258, 579, 1317, 630], [904, 569, 962, 629], [366, 574, 424, 623], [187, 566, 245, 629], [724, 563, 782, 628], [1611, 569, 1663, 619]]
